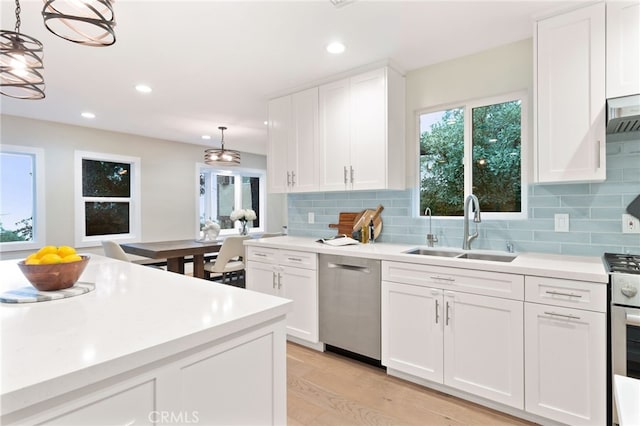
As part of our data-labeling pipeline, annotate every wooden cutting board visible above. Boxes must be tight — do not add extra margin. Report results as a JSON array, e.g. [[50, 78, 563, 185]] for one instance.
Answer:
[[328, 212, 360, 236], [353, 205, 384, 240]]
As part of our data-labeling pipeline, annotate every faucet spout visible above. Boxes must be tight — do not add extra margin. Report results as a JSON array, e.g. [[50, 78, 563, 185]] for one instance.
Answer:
[[425, 207, 438, 247], [462, 194, 481, 250]]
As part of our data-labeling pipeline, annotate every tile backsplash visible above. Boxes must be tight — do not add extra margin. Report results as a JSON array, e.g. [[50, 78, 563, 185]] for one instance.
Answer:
[[287, 136, 640, 256]]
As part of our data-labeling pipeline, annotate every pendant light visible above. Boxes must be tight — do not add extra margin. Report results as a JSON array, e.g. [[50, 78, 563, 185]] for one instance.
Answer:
[[42, 0, 116, 47], [0, 0, 45, 100], [204, 126, 241, 166]]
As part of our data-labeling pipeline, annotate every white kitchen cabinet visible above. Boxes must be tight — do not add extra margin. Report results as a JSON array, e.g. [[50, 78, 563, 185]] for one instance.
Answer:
[[607, 1, 640, 98], [524, 277, 607, 426], [319, 67, 405, 191], [267, 87, 319, 193], [246, 247, 319, 343], [382, 261, 524, 409], [535, 2, 606, 183]]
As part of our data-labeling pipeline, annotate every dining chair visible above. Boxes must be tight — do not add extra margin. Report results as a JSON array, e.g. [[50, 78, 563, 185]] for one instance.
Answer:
[[102, 240, 131, 262], [204, 235, 250, 284]]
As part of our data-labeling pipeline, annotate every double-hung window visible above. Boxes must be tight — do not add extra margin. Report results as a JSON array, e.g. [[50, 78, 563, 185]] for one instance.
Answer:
[[418, 92, 527, 219], [0, 145, 45, 251], [199, 166, 265, 237]]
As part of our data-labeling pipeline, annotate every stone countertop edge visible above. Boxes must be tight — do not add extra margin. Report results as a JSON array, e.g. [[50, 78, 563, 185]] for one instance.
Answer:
[[245, 236, 609, 283]]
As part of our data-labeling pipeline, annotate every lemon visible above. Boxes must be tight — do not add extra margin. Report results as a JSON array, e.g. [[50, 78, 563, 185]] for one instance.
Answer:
[[39, 253, 63, 264], [25, 257, 41, 265], [36, 245, 58, 259], [57, 246, 77, 258], [61, 254, 82, 263]]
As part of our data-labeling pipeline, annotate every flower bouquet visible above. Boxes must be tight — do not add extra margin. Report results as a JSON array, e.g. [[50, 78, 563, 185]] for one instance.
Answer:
[[230, 209, 257, 235]]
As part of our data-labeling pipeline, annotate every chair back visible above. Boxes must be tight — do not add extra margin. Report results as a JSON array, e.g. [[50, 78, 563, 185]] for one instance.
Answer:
[[208, 235, 250, 273], [102, 240, 130, 262]]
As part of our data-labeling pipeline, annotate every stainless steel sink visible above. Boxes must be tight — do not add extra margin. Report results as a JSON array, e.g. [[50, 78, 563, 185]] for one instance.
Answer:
[[405, 248, 463, 257], [457, 252, 517, 262]]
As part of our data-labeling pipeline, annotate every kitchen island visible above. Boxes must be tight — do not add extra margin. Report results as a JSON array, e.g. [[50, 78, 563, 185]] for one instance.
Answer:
[[0, 255, 292, 425]]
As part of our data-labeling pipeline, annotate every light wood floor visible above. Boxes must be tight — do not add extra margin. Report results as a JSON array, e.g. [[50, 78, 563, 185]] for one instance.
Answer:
[[287, 343, 537, 426]]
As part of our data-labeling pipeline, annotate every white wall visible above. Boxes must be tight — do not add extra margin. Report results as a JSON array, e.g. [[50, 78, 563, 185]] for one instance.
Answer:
[[404, 38, 534, 188], [0, 115, 285, 258]]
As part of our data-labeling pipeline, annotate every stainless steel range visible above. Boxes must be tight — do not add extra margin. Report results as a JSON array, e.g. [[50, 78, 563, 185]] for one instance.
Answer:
[[604, 253, 640, 424]]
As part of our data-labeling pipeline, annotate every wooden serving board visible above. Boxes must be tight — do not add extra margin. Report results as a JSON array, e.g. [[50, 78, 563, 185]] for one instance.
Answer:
[[328, 212, 360, 236], [353, 205, 383, 240]]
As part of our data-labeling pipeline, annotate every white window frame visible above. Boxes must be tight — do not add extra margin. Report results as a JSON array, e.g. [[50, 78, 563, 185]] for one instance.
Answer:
[[196, 163, 266, 238], [74, 151, 141, 247], [415, 91, 529, 221], [0, 145, 46, 252]]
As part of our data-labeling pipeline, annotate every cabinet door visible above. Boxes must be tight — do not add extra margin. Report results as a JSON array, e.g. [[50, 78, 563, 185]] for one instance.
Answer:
[[443, 291, 524, 409], [524, 303, 606, 425], [290, 87, 319, 193], [267, 95, 292, 193], [319, 78, 351, 191], [607, 1, 640, 98], [382, 281, 443, 383], [246, 260, 277, 296], [350, 68, 387, 190], [281, 265, 318, 342], [535, 3, 606, 183]]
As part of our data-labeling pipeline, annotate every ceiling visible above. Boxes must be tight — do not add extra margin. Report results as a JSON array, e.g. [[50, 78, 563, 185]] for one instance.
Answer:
[[1, 0, 580, 156]]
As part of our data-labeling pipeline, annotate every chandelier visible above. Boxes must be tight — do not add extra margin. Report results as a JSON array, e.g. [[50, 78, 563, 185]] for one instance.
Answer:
[[204, 127, 241, 166], [42, 0, 116, 47], [0, 1, 45, 99]]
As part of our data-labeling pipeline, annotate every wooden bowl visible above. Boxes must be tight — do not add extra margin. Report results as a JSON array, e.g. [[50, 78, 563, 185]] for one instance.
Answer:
[[18, 256, 90, 291]]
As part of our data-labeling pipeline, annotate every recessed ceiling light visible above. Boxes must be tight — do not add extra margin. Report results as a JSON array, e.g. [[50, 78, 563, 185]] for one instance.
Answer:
[[326, 42, 346, 54], [135, 84, 152, 93], [81, 112, 96, 119], [201, 135, 211, 140], [264, 121, 268, 125]]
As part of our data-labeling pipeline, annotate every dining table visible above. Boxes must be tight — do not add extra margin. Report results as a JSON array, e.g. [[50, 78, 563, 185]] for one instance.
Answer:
[[120, 239, 223, 279]]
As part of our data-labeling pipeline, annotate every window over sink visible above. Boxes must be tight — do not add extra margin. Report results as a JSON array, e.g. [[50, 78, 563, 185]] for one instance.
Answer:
[[418, 91, 528, 219]]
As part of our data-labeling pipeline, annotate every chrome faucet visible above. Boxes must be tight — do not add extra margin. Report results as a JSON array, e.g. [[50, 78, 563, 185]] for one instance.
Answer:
[[425, 207, 438, 247], [462, 194, 481, 250]]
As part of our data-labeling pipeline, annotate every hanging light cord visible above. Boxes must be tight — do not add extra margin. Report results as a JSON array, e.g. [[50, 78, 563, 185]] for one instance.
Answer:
[[14, 0, 21, 33]]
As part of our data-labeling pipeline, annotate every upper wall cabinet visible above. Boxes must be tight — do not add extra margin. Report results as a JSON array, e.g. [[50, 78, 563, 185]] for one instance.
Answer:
[[318, 67, 406, 191], [534, 3, 606, 183], [267, 87, 319, 193], [607, 1, 640, 98]]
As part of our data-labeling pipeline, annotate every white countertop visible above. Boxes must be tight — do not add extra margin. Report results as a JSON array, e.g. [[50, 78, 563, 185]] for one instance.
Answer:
[[615, 375, 640, 426], [246, 236, 608, 283], [0, 255, 292, 415]]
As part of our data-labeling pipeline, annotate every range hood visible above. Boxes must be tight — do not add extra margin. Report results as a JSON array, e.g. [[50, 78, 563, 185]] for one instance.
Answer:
[[607, 94, 640, 134]]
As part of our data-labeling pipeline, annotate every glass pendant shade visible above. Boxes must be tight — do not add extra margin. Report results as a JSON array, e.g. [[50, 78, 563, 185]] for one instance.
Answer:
[[42, 0, 116, 47], [0, 1, 45, 100], [204, 126, 241, 166]]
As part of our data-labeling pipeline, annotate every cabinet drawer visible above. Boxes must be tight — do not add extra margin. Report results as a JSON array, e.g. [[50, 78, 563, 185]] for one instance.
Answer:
[[524, 276, 606, 312], [382, 261, 524, 300], [278, 250, 317, 270], [247, 246, 279, 263]]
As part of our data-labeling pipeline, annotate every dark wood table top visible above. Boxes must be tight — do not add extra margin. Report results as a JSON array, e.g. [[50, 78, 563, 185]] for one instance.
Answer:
[[120, 239, 223, 259]]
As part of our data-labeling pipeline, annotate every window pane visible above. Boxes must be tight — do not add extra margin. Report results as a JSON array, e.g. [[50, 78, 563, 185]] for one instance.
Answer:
[[419, 108, 464, 216], [217, 175, 235, 230], [471, 100, 522, 213], [85, 202, 130, 236], [242, 176, 260, 228], [0, 152, 35, 242], [82, 159, 131, 197]]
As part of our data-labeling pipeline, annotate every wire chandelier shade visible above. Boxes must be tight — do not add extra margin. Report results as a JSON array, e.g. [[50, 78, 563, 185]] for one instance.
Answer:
[[42, 0, 116, 47], [204, 127, 241, 166], [0, 1, 45, 99]]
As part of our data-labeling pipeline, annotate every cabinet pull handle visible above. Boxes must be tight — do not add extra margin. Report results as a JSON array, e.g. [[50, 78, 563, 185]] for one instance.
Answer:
[[545, 290, 582, 298], [544, 311, 580, 320], [626, 313, 640, 327], [343, 166, 348, 184], [597, 140, 601, 169], [445, 301, 451, 326], [277, 272, 282, 289], [287, 171, 291, 186], [435, 299, 440, 324], [287, 257, 302, 262], [430, 275, 455, 282], [254, 253, 267, 257], [272, 272, 277, 289], [350, 166, 354, 184], [291, 171, 296, 186]]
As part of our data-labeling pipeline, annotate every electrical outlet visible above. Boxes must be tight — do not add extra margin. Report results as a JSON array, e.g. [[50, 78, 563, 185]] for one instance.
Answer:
[[308, 212, 315, 224], [622, 214, 640, 234], [554, 213, 569, 232]]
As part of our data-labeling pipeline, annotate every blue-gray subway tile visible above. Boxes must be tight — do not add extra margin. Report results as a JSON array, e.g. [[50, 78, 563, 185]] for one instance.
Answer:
[[591, 207, 627, 219], [591, 233, 640, 246], [571, 220, 620, 232], [533, 230, 591, 244], [560, 195, 622, 207], [516, 241, 561, 254], [560, 243, 622, 257], [591, 182, 640, 194], [508, 219, 554, 230], [528, 196, 560, 207], [532, 184, 590, 196], [532, 207, 590, 219], [623, 168, 640, 182]]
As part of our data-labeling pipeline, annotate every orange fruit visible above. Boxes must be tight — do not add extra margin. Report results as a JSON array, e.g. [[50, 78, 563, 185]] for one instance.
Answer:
[[61, 254, 82, 263], [36, 245, 58, 259], [39, 253, 63, 264], [57, 246, 76, 258]]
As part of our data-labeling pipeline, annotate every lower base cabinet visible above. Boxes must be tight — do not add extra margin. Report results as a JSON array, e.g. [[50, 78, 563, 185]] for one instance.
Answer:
[[524, 303, 606, 425]]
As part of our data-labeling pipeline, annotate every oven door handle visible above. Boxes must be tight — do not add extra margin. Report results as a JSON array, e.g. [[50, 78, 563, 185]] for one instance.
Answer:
[[627, 313, 640, 327]]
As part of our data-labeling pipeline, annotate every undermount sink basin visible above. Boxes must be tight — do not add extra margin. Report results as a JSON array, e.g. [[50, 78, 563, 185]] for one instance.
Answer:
[[457, 252, 517, 262], [405, 248, 463, 257]]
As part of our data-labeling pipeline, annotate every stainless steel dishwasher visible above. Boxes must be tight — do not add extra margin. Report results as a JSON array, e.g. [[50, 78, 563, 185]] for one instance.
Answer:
[[319, 254, 381, 361]]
